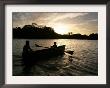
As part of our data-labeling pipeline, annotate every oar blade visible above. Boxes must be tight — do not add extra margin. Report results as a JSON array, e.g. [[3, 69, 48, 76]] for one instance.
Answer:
[[65, 50, 74, 55]]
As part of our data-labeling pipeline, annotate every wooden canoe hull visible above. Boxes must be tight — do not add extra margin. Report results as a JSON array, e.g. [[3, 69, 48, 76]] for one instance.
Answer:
[[33, 45, 65, 59], [22, 45, 65, 63]]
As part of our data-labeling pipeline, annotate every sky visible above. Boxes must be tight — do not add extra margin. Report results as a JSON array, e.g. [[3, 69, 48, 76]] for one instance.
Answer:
[[13, 12, 98, 35]]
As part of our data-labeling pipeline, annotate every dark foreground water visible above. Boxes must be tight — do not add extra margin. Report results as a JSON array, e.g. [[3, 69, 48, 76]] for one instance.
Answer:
[[13, 39, 98, 76]]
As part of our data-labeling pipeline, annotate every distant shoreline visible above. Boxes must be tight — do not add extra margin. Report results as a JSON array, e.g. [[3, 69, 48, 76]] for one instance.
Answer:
[[13, 24, 98, 40]]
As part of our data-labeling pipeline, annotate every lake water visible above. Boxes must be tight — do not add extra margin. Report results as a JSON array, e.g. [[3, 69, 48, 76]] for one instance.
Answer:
[[13, 39, 98, 76]]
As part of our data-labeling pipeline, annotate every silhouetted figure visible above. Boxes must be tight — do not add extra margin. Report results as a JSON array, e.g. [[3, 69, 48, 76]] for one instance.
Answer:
[[52, 42, 57, 48], [22, 41, 33, 66], [23, 41, 32, 53], [22, 41, 34, 75]]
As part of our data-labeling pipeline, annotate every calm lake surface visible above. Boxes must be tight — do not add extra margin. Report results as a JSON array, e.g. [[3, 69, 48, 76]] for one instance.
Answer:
[[13, 39, 98, 76]]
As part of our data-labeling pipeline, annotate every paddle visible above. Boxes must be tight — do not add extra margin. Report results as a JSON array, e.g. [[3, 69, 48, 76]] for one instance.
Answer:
[[65, 50, 74, 55], [35, 44, 49, 48], [35, 44, 42, 47]]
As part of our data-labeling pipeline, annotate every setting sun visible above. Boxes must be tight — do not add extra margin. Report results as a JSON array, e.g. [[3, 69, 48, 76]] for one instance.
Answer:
[[54, 24, 68, 34]]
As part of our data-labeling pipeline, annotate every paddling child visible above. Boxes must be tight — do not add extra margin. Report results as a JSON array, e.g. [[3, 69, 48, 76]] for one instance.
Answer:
[[52, 42, 57, 48]]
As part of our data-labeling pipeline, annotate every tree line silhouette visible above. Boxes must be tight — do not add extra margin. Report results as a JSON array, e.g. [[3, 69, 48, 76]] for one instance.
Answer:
[[13, 24, 98, 40]]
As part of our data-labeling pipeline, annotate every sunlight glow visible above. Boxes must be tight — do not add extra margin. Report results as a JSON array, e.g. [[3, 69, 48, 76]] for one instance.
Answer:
[[54, 24, 68, 34]]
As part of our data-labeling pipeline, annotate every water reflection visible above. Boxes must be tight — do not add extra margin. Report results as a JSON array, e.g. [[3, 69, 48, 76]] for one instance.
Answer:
[[13, 39, 98, 76]]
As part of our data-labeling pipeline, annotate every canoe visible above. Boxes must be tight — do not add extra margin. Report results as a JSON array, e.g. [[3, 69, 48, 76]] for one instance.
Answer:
[[33, 45, 65, 59], [22, 45, 65, 63]]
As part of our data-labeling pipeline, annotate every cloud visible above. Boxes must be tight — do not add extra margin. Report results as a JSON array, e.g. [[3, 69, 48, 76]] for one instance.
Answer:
[[13, 12, 98, 34], [13, 12, 89, 27], [50, 13, 88, 22]]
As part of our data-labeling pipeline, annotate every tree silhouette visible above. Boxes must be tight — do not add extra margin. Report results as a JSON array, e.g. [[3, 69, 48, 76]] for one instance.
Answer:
[[13, 23, 98, 40]]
